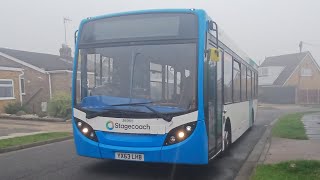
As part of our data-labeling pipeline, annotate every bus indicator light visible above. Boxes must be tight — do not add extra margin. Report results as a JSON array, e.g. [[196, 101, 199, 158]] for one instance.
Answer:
[[77, 122, 82, 128], [90, 132, 95, 138]]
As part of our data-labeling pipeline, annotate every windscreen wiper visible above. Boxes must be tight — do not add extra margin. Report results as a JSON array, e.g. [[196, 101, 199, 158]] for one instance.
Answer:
[[113, 103, 172, 122], [79, 107, 131, 119]]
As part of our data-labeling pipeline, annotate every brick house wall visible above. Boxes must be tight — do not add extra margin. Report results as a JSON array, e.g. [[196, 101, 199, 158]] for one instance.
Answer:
[[284, 54, 320, 104], [0, 70, 22, 113], [50, 71, 95, 100], [50, 71, 73, 96], [0, 56, 50, 113], [0, 54, 96, 113], [285, 54, 320, 89]]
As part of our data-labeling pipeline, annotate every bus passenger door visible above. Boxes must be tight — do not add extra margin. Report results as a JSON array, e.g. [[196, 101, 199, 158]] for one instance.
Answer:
[[215, 50, 223, 150], [207, 44, 224, 155], [207, 55, 216, 153]]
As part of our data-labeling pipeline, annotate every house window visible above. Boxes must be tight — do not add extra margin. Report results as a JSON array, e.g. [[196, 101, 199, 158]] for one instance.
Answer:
[[0, 79, 14, 99], [20, 78, 25, 95], [259, 67, 268, 76], [300, 68, 312, 77]]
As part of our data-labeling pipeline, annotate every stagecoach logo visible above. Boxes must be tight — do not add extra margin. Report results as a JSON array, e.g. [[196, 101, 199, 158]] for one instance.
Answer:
[[106, 121, 114, 130], [105, 120, 151, 131]]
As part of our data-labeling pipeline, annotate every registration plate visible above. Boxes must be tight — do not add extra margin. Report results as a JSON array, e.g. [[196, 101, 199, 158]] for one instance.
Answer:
[[115, 152, 144, 161]]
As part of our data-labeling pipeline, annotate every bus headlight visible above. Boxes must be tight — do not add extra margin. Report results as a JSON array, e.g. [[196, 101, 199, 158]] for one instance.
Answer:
[[164, 122, 197, 146], [74, 118, 98, 142]]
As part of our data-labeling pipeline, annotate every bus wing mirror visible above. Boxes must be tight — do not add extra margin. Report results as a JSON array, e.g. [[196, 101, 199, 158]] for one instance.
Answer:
[[74, 30, 79, 45], [209, 48, 220, 62]]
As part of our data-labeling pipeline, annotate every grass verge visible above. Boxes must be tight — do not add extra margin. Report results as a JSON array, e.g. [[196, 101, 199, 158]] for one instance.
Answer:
[[272, 112, 315, 140], [0, 132, 72, 149], [251, 160, 320, 180]]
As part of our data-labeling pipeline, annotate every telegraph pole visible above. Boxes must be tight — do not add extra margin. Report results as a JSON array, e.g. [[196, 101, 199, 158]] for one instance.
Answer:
[[299, 41, 303, 53], [299, 41, 320, 53]]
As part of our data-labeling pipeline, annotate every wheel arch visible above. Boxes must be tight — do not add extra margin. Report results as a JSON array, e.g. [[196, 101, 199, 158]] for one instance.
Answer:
[[224, 117, 232, 141], [225, 117, 231, 131]]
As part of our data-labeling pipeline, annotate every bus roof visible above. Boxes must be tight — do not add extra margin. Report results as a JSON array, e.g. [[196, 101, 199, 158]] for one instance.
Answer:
[[217, 28, 257, 68], [81, 9, 257, 68]]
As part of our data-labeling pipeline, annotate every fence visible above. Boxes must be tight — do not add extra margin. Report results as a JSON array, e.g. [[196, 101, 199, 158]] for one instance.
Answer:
[[296, 89, 320, 104], [258, 86, 296, 104]]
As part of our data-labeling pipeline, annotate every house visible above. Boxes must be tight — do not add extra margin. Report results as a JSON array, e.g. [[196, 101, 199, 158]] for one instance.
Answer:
[[0, 66, 24, 113], [0, 47, 74, 113], [259, 51, 320, 104]]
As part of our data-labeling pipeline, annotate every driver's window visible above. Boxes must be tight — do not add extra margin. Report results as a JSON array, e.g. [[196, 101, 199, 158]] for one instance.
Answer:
[[150, 62, 162, 101], [132, 55, 149, 98], [91, 54, 114, 87], [165, 65, 175, 100], [102, 57, 113, 84], [149, 62, 183, 103]]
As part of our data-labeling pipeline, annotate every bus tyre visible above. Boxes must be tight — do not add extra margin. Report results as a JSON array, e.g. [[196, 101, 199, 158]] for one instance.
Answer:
[[224, 123, 231, 151], [252, 110, 255, 124], [249, 109, 254, 130]]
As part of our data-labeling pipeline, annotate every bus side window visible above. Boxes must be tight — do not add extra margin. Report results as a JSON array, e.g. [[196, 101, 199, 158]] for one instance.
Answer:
[[224, 53, 233, 104], [241, 64, 247, 101], [233, 60, 241, 102], [247, 69, 252, 100], [255, 72, 258, 98]]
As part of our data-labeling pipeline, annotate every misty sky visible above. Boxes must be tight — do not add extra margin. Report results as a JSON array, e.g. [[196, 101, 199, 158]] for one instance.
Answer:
[[1, 0, 320, 65]]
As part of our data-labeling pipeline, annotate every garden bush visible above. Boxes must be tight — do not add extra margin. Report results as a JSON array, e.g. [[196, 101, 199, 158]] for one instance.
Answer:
[[48, 93, 72, 119], [4, 102, 26, 115]]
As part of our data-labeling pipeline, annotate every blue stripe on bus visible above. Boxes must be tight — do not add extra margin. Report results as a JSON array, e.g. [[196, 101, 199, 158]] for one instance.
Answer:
[[196, 9, 206, 122]]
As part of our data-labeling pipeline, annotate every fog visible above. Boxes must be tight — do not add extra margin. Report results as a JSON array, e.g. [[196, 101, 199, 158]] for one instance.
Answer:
[[1, 0, 320, 64]]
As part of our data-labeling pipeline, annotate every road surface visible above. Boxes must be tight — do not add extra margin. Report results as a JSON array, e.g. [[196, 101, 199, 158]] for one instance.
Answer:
[[0, 106, 302, 180]]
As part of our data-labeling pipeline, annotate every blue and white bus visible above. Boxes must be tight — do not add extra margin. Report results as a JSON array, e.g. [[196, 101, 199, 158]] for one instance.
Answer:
[[72, 9, 258, 165]]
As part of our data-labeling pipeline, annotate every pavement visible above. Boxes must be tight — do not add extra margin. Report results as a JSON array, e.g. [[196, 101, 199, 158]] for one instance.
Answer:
[[264, 138, 320, 164], [262, 112, 320, 164], [235, 106, 320, 180], [0, 119, 72, 140], [302, 113, 320, 140]]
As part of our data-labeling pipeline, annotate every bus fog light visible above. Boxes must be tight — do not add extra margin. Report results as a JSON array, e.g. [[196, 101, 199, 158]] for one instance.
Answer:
[[186, 126, 192, 132], [82, 127, 89, 134], [170, 136, 176, 143], [178, 131, 185, 139]]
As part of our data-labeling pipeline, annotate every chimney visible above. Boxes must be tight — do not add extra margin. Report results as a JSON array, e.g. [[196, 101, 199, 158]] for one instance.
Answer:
[[59, 44, 72, 59]]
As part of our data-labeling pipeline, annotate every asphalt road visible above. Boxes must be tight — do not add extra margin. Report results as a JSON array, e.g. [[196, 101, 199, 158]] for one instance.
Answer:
[[0, 106, 301, 180]]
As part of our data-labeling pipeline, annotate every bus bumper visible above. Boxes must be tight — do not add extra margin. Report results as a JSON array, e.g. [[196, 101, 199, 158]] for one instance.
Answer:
[[73, 120, 208, 165]]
